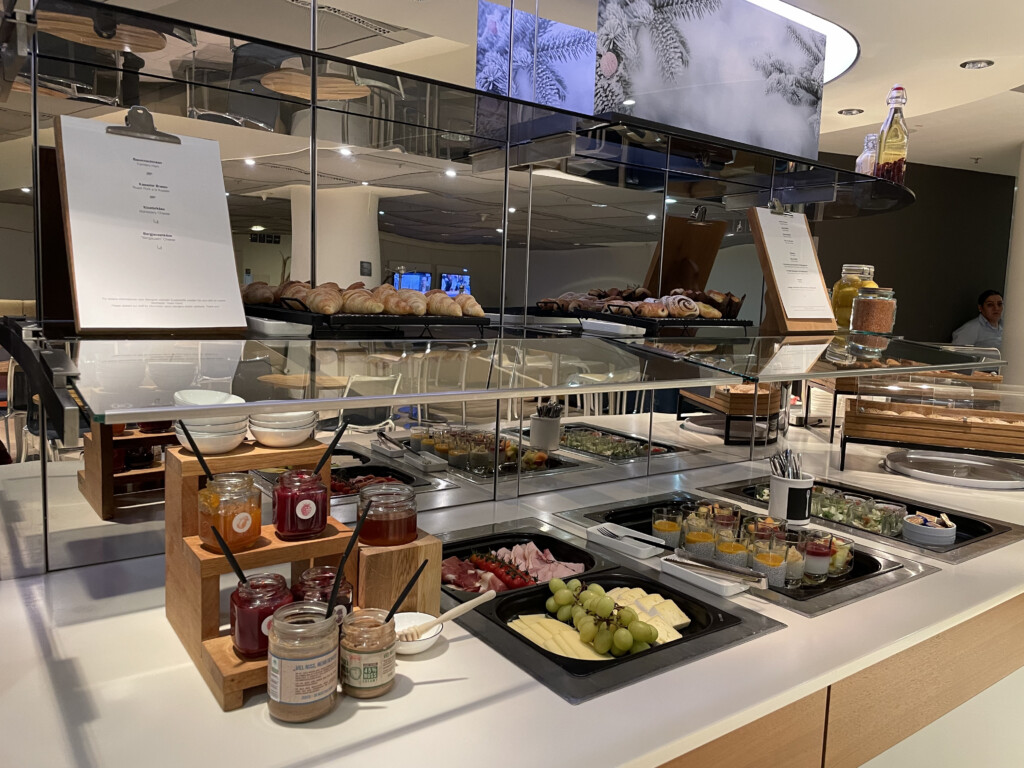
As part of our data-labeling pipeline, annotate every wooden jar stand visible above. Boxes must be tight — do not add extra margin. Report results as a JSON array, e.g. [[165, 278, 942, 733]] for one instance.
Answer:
[[163, 439, 351, 711], [79, 422, 177, 519]]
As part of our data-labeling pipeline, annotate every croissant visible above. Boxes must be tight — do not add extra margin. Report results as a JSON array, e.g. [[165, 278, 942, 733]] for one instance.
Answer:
[[346, 282, 366, 291], [636, 300, 668, 318], [426, 292, 462, 317], [318, 282, 341, 292], [605, 299, 634, 316], [280, 281, 311, 303], [424, 289, 447, 298], [306, 287, 345, 314], [274, 280, 301, 302], [342, 289, 384, 314], [696, 301, 722, 319], [664, 295, 699, 318], [454, 293, 485, 317], [396, 289, 427, 316], [242, 282, 274, 305], [382, 293, 415, 315]]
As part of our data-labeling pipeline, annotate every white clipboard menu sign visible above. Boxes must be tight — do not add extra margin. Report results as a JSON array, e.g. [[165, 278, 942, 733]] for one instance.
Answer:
[[56, 114, 245, 333], [751, 207, 834, 321]]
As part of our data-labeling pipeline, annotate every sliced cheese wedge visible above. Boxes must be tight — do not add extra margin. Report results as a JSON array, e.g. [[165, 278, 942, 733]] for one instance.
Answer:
[[647, 615, 682, 644]]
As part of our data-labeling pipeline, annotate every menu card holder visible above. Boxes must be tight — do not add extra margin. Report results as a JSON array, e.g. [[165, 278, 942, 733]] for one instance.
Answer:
[[54, 107, 246, 336], [748, 202, 837, 335]]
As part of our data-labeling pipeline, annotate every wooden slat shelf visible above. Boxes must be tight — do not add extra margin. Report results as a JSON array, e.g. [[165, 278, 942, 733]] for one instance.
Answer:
[[165, 439, 329, 478], [81, 423, 178, 519], [111, 429, 177, 444], [200, 635, 269, 710], [184, 522, 352, 578], [112, 466, 166, 481]]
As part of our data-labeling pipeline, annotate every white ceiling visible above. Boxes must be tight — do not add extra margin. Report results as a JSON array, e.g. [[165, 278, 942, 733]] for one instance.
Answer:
[[794, 0, 1024, 175]]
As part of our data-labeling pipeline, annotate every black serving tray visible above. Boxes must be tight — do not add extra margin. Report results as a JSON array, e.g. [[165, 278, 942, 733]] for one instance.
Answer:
[[441, 526, 618, 600], [532, 305, 751, 337], [331, 463, 431, 490], [580, 494, 699, 537], [768, 549, 902, 602], [245, 303, 490, 338], [457, 566, 746, 703], [511, 423, 684, 463]]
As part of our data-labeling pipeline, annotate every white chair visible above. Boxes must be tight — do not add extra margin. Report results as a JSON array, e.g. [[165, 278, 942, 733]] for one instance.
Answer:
[[336, 374, 402, 433]]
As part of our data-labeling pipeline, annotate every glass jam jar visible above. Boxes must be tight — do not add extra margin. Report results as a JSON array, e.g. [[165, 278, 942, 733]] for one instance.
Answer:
[[198, 473, 262, 553], [292, 565, 353, 617], [268, 602, 339, 723], [229, 573, 293, 659], [274, 469, 328, 541], [831, 264, 876, 330], [357, 483, 417, 546], [340, 608, 396, 699]]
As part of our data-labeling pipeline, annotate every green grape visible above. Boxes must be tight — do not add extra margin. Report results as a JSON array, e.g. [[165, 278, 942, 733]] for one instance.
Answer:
[[545, 596, 558, 614], [587, 583, 606, 596], [578, 621, 598, 643], [571, 605, 585, 619], [579, 592, 595, 609], [556, 605, 573, 622], [554, 589, 575, 606], [618, 607, 637, 627], [610, 645, 628, 657], [566, 578, 582, 593], [629, 621, 654, 644], [593, 628, 613, 655], [613, 627, 634, 651], [549, 578, 567, 595], [594, 596, 614, 619], [629, 641, 651, 655], [648, 624, 659, 643]]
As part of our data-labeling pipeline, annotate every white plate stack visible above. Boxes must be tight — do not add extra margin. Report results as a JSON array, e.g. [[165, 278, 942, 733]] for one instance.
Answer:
[[173, 389, 247, 454], [249, 411, 318, 448]]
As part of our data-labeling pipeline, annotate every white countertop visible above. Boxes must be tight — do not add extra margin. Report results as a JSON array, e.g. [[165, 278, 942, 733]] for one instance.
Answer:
[[4, 419, 1024, 768]]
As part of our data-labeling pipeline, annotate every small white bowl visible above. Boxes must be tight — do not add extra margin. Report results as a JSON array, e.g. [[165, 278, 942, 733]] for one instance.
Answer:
[[249, 422, 314, 448], [394, 612, 443, 655], [178, 419, 249, 434], [249, 411, 317, 425], [174, 426, 247, 455], [147, 361, 198, 391], [249, 415, 317, 430], [173, 389, 245, 407]]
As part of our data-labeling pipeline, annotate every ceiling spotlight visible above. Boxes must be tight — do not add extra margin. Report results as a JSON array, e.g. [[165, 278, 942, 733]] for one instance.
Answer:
[[339, 148, 353, 156], [622, 98, 636, 106], [591, 203, 607, 208], [251, 225, 265, 232], [646, 214, 657, 220], [838, 108, 864, 116], [496, 228, 503, 233], [225, 192, 230, 197], [361, 181, 369, 186], [444, 169, 458, 178], [20, 187, 30, 193], [244, 158, 256, 166], [960, 59, 994, 69], [508, 207, 516, 213], [378, 210, 385, 215], [665, 198, 677, 204]]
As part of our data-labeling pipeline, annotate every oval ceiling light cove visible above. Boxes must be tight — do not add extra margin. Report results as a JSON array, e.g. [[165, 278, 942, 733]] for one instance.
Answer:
[[744, 0, 859, 83], [960, 59, 995, 69], [838, 108, 864, 116]]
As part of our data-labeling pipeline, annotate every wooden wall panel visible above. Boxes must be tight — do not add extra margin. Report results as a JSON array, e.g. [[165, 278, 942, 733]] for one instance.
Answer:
[[659, 689, 827, 768], [825, 593, 1024, 768]]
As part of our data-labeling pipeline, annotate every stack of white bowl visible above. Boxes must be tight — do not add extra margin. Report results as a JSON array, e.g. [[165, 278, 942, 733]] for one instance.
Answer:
[[249, 411, 318, 448], [173, 390, 248, 454]]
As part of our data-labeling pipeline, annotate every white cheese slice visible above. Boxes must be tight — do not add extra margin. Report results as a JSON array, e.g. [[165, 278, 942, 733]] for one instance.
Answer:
[[647, 616, 682, 644], [636, 594, 665, 613], [653, 599, 691, 629], [518, 613, 550, 627]]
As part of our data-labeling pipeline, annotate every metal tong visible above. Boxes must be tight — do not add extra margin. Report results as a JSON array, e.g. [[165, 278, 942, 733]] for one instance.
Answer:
[[378, 430, 417, 455], [666, 550, 769, 589]]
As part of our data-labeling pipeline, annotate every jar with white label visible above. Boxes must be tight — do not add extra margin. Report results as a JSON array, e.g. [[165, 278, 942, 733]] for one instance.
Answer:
[[198, 473, 263, 553], [230, 574, 293, 659], [340, 608, 397, 699], [274, 469, 328, 541], [267, 601, 339, 723]]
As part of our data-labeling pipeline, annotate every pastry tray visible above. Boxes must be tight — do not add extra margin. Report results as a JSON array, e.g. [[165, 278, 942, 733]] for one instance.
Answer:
[[531, 306, 751, 336], [244, 304, 491, 335]]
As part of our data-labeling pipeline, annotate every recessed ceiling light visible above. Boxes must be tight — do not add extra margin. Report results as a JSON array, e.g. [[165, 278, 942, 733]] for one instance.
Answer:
[[225, 192, 229, 197], [665, 198, 677, 204], [646, 214, 657, 220], [251, 225, 265, 231], [508, 207, 516, 213], [496, 228, 503, 233], [745, 1, 859, 83], [444, 169, 457, 178], [592, 203, 607, 208], [622, 98, 636, 106], [378, 210, 385, 215], [361, 181, 369, 186], [339, 148, 353, 156], [20, 187, 30, 193], [244, 158, 256, 166], [960, 59, 994, 69], [838, 108, 864, 116]]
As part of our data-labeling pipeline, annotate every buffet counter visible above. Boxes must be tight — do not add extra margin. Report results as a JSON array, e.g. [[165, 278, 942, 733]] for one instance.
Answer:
[[4, 423, 1024, 768]]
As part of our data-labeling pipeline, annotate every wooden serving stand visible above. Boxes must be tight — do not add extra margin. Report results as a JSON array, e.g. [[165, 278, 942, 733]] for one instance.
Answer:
[[79, 422, 178, 519], [164, 439, 351, 711], [679, 385, 783, 445]]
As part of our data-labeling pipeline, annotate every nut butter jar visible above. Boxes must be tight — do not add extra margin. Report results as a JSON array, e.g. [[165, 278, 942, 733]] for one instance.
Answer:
[[340, 608, 396, 699], [267, 602, 339, 723]]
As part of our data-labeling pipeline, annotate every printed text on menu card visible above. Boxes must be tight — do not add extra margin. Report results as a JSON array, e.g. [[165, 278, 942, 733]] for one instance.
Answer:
[[754, 207, 833, 319], [60, 115, 245, 330]]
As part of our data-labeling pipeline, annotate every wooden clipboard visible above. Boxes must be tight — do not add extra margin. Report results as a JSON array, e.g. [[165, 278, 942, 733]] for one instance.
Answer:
[[747, 206, 837, 335]]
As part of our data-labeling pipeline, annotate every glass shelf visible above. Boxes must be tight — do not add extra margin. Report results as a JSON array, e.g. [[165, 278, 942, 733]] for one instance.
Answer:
[[68, 334, 997, 424]]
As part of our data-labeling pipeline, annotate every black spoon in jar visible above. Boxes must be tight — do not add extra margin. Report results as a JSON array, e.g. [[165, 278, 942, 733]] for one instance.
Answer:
[[313, 417, 351, 476], [324, 501, 373, 618], [210, 525, 247, 586], [178, 421, 214, 483]]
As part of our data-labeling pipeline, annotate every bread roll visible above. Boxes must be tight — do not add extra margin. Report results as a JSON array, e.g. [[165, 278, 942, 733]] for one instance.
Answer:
[[306, 287, 345, 314], [242, 282, 274, 305], [396, 289, 427, 316], [454, 293, 485, 317], [426, 292, 462, 317], [665, 295, 699, 318], [341, 289, 384, 314], [696, 302, 722, 319], [636, 300, 668, 318]]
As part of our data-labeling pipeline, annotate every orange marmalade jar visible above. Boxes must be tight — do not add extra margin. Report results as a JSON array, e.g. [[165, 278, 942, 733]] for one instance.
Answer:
[[197, 473, 262, 552]]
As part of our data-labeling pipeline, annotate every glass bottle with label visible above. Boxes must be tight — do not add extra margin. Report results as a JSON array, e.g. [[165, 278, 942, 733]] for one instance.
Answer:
[[274, 469, 328, 541], [830, 264, 876, 330], [874, 85, 909, 184], [267, 602, 339, 723], [340, 608, 397, 699], [855, 133, 878, 175], [198, 473, 262, 553], [230, 573, 293, 659]]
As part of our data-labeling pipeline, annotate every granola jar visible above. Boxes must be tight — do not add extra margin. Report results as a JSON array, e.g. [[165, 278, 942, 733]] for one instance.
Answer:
[[850, 287, 897, 357], [340, 608, 397, 699]]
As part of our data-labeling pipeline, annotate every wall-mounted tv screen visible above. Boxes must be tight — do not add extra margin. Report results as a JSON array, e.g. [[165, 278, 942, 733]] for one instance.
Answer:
[[440, 273, 471, 297], [393, 272, 432, 292]]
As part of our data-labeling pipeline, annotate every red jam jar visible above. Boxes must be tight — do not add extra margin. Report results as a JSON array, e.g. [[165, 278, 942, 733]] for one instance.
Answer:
[[137, 420, 173, 434], [293, 565, 353, 616], [274, 469, 329, 541], [357, 483, 417, 546], [229, 573, 293, 659]]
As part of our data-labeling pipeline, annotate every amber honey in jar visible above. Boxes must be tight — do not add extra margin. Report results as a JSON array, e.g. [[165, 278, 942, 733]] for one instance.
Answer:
[[267, 602, 339, 723], [340, 608, 396, 699], [357, 483, 417, 546], [197, 473, 262, 553]]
